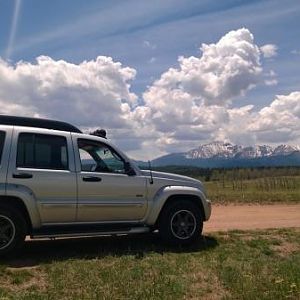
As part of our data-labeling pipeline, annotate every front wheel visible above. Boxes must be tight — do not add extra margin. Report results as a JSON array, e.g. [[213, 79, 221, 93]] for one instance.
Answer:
[[158, 201, 203, 245]]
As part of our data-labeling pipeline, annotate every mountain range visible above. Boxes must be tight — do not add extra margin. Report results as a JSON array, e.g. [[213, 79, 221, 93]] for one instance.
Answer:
[[147, 141, 300, 168]]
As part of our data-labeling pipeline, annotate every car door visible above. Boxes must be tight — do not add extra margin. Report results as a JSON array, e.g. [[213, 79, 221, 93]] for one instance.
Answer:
[[73, 136, 147, 222], [0, 126, 12, 190], [7, 127, 77, 224]]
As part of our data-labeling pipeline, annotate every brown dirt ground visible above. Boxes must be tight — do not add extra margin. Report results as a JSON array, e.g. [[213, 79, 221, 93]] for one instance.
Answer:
[[204, 204, 300, 232]]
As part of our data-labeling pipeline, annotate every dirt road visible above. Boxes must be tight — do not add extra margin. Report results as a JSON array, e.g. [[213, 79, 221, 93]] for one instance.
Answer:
[[204, 204, 300, 232]]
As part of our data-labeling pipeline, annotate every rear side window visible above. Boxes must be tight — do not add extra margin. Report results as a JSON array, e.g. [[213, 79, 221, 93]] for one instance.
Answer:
[[0, 131, 6, 164], [17, 133, 69, 170]]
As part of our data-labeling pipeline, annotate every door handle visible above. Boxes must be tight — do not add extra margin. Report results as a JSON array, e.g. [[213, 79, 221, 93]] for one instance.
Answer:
[[13, 173, 33, 179], [82, 176, 102, 182]]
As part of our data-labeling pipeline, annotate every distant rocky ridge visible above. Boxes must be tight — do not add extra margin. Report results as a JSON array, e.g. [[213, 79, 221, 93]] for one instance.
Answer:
[[185, 141, 300, 159], [148, 141, 300, 168]]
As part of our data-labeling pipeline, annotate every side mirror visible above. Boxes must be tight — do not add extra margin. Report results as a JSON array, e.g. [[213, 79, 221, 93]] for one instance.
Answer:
[[124, 162, 135, 176]]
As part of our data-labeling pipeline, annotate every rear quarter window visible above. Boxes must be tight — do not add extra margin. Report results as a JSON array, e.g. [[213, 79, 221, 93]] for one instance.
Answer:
[[0, 131, 6, 164], [17, 133, 69, 170]]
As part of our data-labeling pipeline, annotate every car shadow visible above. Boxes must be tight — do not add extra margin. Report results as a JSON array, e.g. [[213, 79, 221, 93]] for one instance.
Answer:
[[1, 233, 218, 268]]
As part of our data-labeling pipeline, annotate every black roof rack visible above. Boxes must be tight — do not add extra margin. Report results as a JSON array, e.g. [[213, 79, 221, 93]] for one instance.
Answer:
[[0, 115, 82, 133]]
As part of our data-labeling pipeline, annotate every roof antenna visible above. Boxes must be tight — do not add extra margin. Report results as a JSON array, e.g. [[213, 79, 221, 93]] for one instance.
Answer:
[[148, 160, 154, 185]]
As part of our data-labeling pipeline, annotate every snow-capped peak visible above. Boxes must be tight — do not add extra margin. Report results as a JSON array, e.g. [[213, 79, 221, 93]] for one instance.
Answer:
[[273, 144, 300, 155], [185, 142, 299, 159]]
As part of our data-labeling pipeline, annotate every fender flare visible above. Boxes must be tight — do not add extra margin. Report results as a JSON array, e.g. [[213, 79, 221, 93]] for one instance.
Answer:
[[5, 184, 41, 228], [145, 185, 211, 225]]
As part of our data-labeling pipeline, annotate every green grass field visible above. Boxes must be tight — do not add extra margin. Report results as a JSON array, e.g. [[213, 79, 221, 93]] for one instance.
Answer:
[[205, 176, 300, 204], [153, 166, 300, 204], [0, 228, 299, 299]]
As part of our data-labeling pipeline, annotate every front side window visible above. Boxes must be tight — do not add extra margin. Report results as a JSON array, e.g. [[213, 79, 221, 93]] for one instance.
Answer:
[[17, 133, 69, 170], [78, 139, 126, 174]]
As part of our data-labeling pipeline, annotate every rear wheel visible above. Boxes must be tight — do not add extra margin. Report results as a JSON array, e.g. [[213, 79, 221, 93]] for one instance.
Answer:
[[0, 207, 27, 256], [158, 200, 203, 245]]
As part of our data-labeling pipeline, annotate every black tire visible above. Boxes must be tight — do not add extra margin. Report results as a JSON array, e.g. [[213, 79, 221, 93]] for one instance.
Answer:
[[0, 207, 27, 256], [158, 200, 203, 245]]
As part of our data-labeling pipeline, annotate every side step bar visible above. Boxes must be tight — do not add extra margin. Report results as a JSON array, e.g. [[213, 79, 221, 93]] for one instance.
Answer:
[[31, 227, 150, 239]]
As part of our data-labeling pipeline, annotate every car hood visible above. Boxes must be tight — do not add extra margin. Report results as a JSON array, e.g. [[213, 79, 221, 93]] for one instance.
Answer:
[[140, 170, 204, 190]]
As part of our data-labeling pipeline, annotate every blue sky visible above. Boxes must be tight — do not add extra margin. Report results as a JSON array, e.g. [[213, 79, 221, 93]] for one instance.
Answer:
[[0, 0, 300, 158]]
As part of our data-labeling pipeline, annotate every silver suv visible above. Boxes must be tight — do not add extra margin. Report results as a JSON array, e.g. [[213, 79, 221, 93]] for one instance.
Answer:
[[0, 116, 211, 255]]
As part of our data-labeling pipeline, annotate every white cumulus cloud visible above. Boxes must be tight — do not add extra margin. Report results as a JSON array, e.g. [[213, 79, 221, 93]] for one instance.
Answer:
[[141, 28, 263, 151], [0, 56, 137, 129], [145, 28, 262, 108], [0, 28, 298, 159], [260, 44, 278, 58], [249, 91, 300, 143]]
